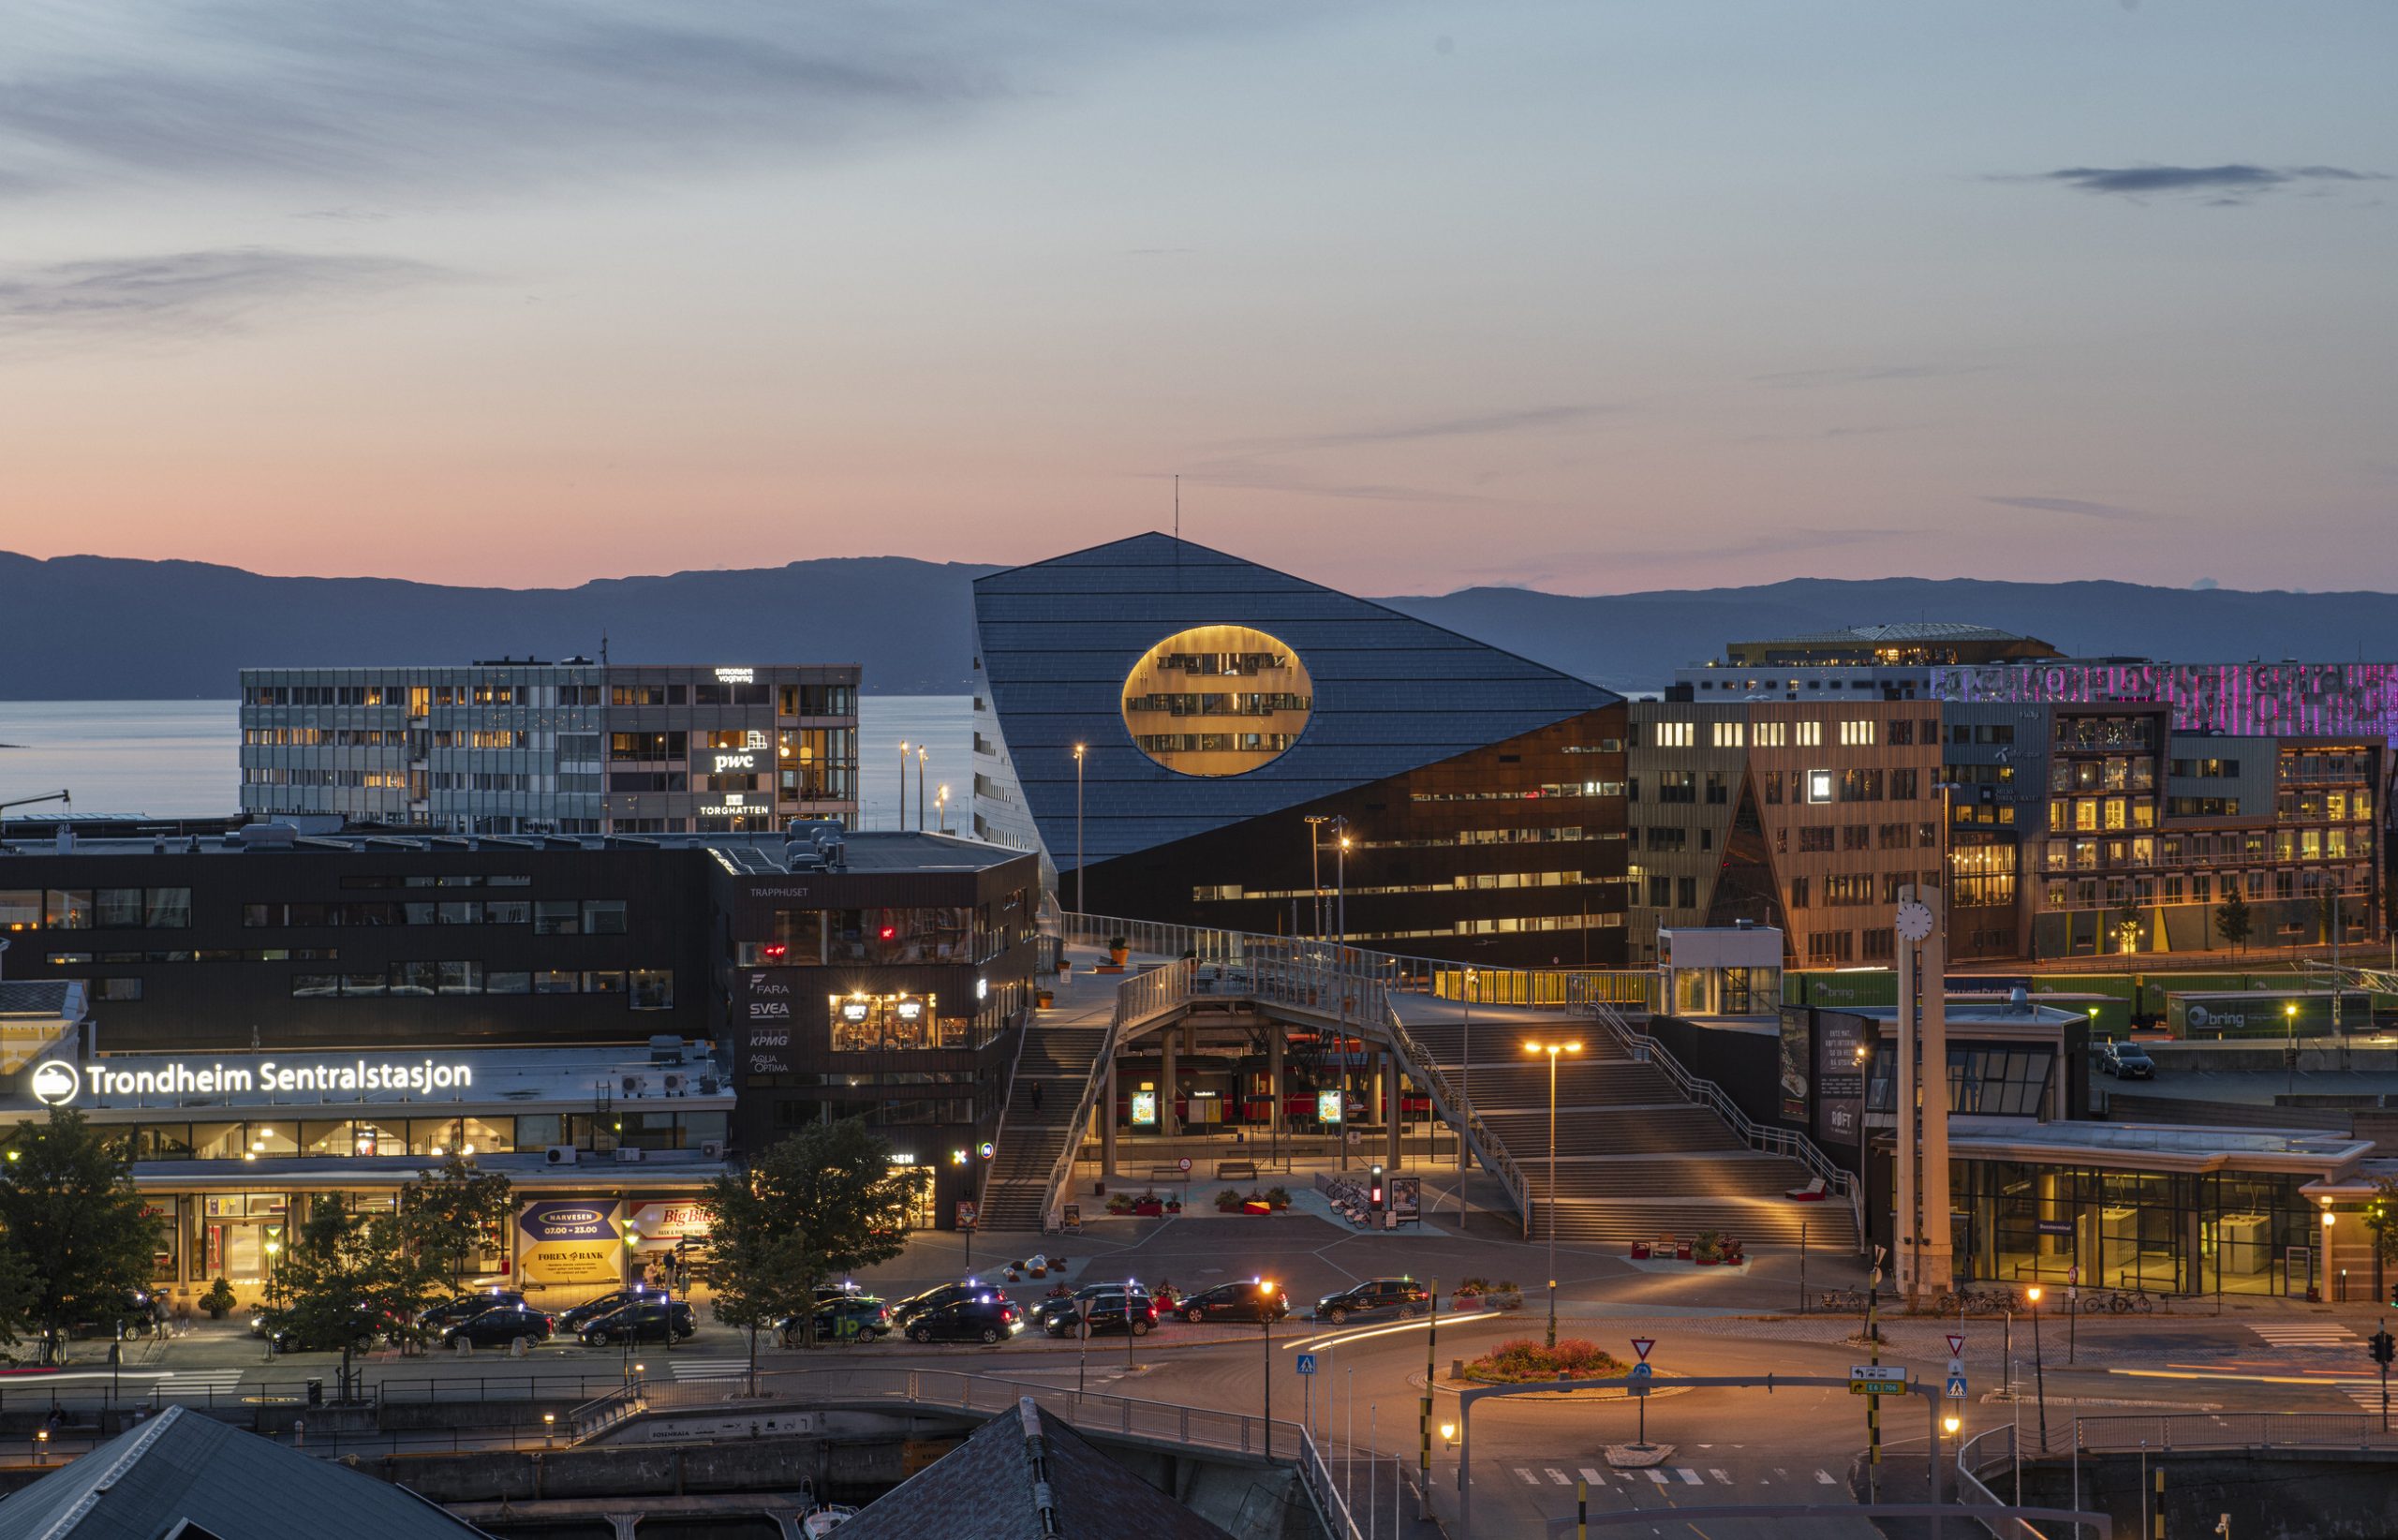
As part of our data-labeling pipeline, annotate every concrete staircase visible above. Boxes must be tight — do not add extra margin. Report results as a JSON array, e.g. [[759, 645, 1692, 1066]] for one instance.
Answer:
[[1405, 1017, 1855, 1250], [977, 1022, 1111, 1231]]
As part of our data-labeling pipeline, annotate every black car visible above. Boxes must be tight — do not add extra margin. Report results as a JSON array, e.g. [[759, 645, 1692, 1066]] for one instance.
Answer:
[[892, 1281, 1006, 1327], [259, 1305, 403, 1354], [903, 1296, 1024, 1345], [442, 1303, 555, 1349], [2100, 1041, 2155, 1080], [1314, 1279, 1429, 1325], [420, 1292, 525, 1333], [579, 1298, 697, 1347], [556, 1288, 664, 1334], [1176, 1280, 1290, 1325], [1037, 1288, 1155, 1339], [785, 1296, 892, 1343]]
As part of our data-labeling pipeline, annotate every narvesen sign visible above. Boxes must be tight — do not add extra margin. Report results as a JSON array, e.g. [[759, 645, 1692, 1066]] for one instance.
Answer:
[[30, 1057, 473, 1106]]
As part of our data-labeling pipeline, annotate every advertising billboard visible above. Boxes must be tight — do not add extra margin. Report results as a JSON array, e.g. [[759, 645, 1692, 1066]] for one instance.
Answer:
[[518, 1199, 626, 1286], [628, 1200, 713, 1253]]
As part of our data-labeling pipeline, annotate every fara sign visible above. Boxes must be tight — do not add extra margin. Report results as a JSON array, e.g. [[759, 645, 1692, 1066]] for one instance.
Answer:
[[519, 1200, 626, 1287], [31, 1056, 472, 1106]]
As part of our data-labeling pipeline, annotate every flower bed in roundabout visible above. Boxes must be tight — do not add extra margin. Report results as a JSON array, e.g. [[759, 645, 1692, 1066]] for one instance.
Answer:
[[1458, 1338, 1629, 1385]]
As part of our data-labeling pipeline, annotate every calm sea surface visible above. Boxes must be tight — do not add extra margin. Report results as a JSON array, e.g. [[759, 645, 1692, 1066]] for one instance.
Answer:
[[0, 697, 973, 827]]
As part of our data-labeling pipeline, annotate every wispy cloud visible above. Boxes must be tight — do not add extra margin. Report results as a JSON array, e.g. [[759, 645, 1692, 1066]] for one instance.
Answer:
[[0, 5, 1328, 200], [1171, 458, 1508, 507], [2025, 164, 2385, 203], [1206, 403, 1618, 457], [1982, 495, 2148, 522], [1466, 526, 1911, 579], [0, 248, 451, 339], [1752, 364, 1989, 390]]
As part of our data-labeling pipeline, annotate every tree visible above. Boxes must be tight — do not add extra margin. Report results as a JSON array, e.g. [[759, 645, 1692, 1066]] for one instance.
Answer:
[[2215, 886, 2252, 955], [0, 1109, 163, 1364], [398, 1154, 514, 1295], [698, 1119, 923, 1356], [269, 1195, 443, 1400], [2113, 896, 2143, 955], [702, 1223, 820, 1396]]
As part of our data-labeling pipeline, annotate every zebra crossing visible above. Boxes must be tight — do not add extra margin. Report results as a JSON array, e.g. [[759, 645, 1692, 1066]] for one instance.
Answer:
[[2249, 1322, 2357, 1349], [1506, 1463, 1834, 1489], [669, 1356, 754, 1382], [149, 1370, 248, 1399]]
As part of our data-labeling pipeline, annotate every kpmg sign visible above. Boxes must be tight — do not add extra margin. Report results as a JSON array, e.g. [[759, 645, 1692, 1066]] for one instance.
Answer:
[[31, 1056, 472, 1105]]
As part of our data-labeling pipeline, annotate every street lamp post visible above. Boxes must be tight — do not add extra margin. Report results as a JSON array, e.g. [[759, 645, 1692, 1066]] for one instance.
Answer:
[[1460, 969, 1476, 1206], [2027, 1285, 2047, 1453], [2287, 1001, 2301, 1099], [916, 746, 927, 832], [897, 741, 910, 832], [1336, 827, 1349, 946], [936, 783, 950, 835], [1524, 1039, 1582, 1348], [1073, 745, 1087, 916], [1261, 1281, 1278, 1460]]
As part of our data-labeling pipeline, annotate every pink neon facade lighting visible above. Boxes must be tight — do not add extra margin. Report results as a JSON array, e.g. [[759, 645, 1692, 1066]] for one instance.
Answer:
[[1928, 662, 2398, 740]]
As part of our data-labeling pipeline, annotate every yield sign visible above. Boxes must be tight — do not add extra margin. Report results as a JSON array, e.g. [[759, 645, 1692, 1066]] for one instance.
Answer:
[[1946, 1334, 1965, 1357], [1630, 1338, 1655, 1362]]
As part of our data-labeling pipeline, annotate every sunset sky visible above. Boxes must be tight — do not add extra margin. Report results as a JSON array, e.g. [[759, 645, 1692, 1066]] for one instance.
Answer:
[[0, 2, 2391, 596]]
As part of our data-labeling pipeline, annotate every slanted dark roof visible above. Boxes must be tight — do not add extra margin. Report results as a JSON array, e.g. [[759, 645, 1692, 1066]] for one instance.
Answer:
[[0, 1406, 491, 1540], [837, 1396, 1235, 1540], [0, 981, 82, 1018]]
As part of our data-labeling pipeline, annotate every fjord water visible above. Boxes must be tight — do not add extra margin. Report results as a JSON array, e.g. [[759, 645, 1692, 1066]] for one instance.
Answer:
[[0, 696, 973, 828]]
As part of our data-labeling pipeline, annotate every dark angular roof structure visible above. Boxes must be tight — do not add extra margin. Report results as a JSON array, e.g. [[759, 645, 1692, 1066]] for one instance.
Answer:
[[0, 1406, 492, 1540], [836, 1396, 1235, 1540]]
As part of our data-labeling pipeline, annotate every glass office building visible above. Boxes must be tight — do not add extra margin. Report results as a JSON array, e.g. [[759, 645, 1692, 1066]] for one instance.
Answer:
[[971, 534, 1631, 965]]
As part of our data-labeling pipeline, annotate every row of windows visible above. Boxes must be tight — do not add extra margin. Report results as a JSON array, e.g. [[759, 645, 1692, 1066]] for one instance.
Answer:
[[1133, 733, 1299, 756], [2050, 757, 2156, 793], [2169, 757, 2241, 778], [1786, 823, 1941, 854], [1411, 783, 1621, 802], [291, 965, 674, 1004], [2055, 716, 2156, 749], [1350, 825, 1595, 850], [2042, 866, 2371, 910], [243, 898, 627, 933], [244, 767, 418, 790], [1121, 692, 1310, 717], [1192, 870, 1591, 902], [2044, 826, 2376, 872], [1790, 872, 1940, 909], [96, 1110, 725, 1162], [1, 888, 191, 932]]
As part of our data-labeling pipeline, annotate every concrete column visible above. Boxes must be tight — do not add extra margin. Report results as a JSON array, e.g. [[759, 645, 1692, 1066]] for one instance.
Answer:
[[1895, 891, 1918, 1302], [1161, 1032, 1179, 1138], [1919, 884, 1954, 1293], [1385, 1047, 1402, 1172], [1267, 1028, 1284, 1136], [1102, 1055, 1118, 1177]]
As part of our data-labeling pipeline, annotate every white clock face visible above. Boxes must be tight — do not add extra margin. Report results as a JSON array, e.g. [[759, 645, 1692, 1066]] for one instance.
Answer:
[[1895, 898, 1935, 942]]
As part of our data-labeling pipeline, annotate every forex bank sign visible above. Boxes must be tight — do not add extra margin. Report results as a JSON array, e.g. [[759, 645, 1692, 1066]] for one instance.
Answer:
[[29, 1057, 473, 1106]]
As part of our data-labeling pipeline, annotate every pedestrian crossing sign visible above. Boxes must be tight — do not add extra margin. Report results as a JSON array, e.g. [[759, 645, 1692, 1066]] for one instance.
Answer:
[[1295, 1354, 1317, 1376], [1945, 1373, 1967, 1399]]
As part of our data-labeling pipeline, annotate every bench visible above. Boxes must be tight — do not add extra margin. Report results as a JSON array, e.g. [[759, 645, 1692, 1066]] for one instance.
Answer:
[[1147, 1165, 1189, 1184], [1216, 1161, 1260, 1182]]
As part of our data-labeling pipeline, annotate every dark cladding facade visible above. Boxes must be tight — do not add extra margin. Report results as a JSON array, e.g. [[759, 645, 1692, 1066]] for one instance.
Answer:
[[970, 534, 1629, 965], [0, 827, 1038, 1226]]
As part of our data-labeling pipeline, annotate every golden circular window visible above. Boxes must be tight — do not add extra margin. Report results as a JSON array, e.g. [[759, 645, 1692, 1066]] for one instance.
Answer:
[[1122, 625, 1314, 777]]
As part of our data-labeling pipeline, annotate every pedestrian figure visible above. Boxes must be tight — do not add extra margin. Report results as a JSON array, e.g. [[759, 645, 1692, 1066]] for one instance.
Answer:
[[1031, 1082, 1044, 1112]]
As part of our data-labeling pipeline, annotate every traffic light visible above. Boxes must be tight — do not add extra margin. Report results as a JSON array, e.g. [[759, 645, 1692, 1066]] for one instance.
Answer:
[[2370, 1329, 2395, 1368]]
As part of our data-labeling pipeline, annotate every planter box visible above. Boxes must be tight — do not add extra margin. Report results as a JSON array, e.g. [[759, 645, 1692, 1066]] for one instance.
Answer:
[[1695, 1256, 1720, 1266], [1488, 1294, 1523, 1310], [1453, 1295, 1485, 1311], [1132, 1200, 1163, 1217], [1243, 1200, 1271, 1214], [1629, 1243, 1650, 1259], [1674, 1243, 1693, 1261]]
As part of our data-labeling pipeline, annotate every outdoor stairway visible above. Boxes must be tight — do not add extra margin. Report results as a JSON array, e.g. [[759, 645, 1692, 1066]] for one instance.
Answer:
[[1403, 1014, 1856, 1251], [976, 1023, 1111, 1231]]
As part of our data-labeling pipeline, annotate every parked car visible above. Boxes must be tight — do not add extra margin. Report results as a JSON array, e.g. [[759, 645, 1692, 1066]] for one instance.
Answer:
[[891, 1281, 1006, 1327], [903, 1296, 1023, 1345], [419, 1291, 525, 1333], [785, 1295, 893, 1343], [258, 1304, 405, 1354], [1314, 1279, 1429, 1325], [578, 1298, 697, 1347], [1037, 1287, 1155, 1339], [2099, 1040, 2156, 1080], [1176, 1280, 1289, 1325], [442, 1303, 556, 1349], [556, 1287, 666, 1334]]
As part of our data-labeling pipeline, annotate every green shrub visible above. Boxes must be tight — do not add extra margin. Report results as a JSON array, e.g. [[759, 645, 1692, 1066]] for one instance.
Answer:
[[1458, 1338, 1628, 1385]]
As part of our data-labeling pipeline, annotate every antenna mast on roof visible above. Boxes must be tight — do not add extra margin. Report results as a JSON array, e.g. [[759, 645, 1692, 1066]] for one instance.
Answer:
[[601, 632, 609, 666]]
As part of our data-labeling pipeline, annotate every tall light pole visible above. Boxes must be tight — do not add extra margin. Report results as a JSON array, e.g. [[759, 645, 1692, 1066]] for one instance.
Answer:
[[897, 741, 910, 832], [916, 745, 927, 832], [1073, 744, 1087, 915], [1336, 827, 1350, 947], [1523, 1039, 1581, 1348], [1460, 968, 1477, 1189], [936, 783, 950, 834], [1260, 1280, 1279, 1459], [1304, 815, 1331, 937], [2287, 1000, 2300, 1099], [2027, 1284, 2047, 1453]]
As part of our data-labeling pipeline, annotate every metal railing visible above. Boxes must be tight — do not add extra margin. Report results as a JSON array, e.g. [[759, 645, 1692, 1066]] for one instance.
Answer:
[[566, 1380, 645, 1443], [1379, 997, 1532, 1224], [1955, 1424, 2045, 1539], [1036, 959, 1188, 1229], [2074, 1411, 2396, 1452], [1586, 1000, 1866, 1250], [1428, 967, 1657, 1009]]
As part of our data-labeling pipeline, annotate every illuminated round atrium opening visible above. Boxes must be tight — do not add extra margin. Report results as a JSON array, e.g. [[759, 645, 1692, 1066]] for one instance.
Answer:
[[1121, 625, 1314, 777]]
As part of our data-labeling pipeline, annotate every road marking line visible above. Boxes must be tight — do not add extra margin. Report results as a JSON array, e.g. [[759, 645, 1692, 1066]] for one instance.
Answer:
[[1515, 1468, 1540, 1486], [1815, 1470, 1837, 1485], [1579, 1467, 1608, 1485], [1645, 1469, 1669, 1485], [1547, 1469, 1570, 1485], [1676, 1468, 1703, 1485], [1709, 1469, 1732, 1483]]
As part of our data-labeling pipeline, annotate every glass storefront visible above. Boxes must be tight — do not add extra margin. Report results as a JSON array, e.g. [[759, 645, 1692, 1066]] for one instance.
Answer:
[[1950, 1160, 2320, 1296]]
